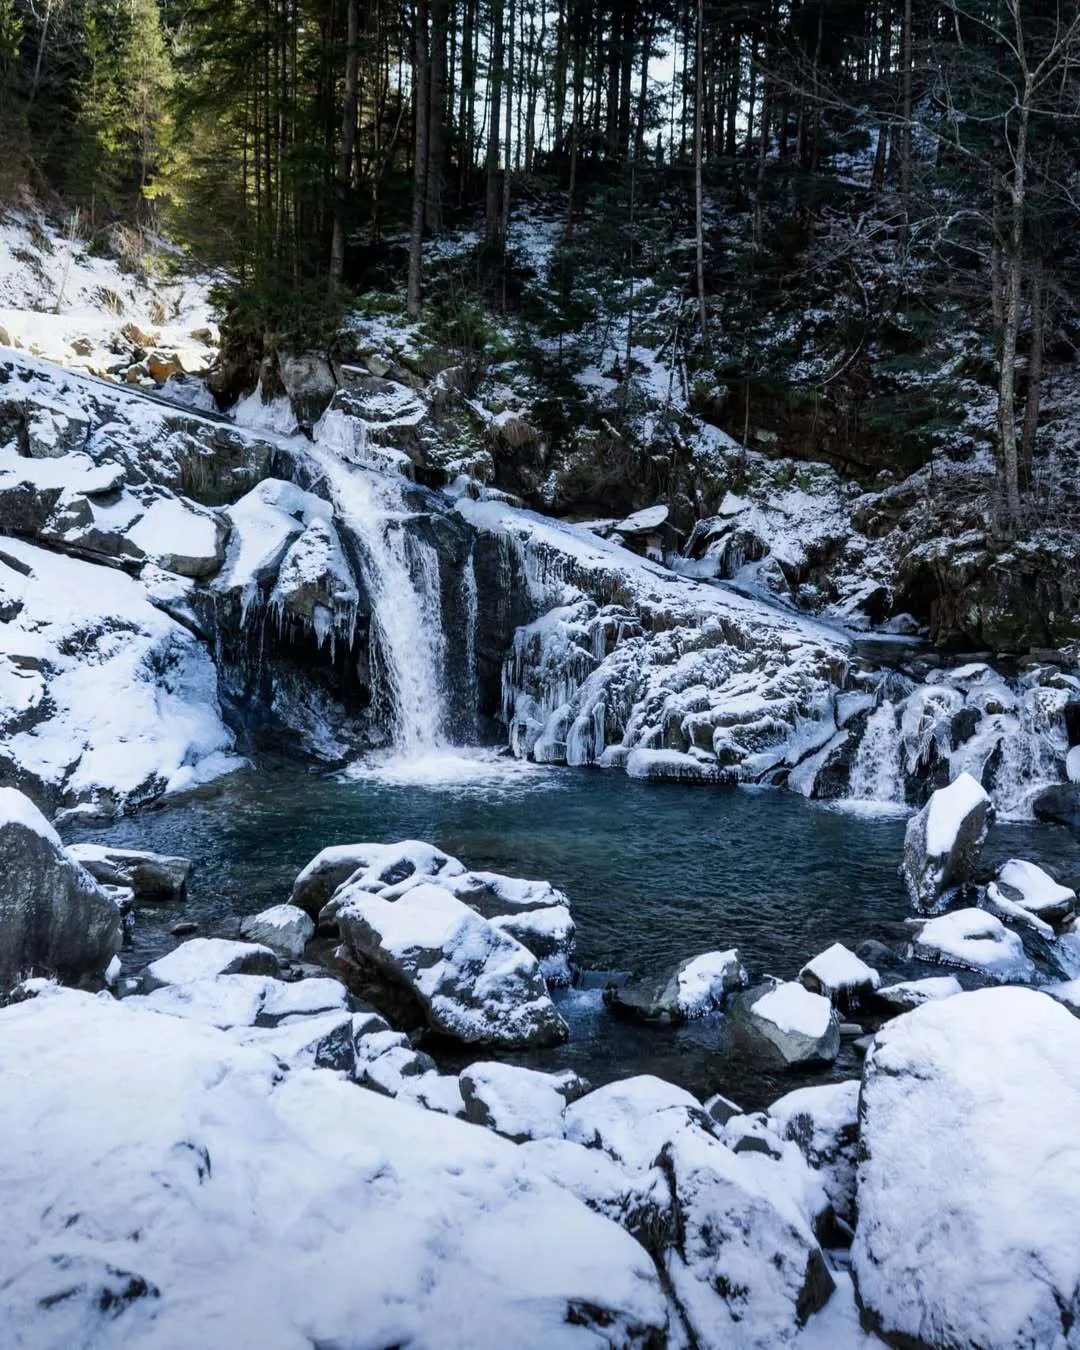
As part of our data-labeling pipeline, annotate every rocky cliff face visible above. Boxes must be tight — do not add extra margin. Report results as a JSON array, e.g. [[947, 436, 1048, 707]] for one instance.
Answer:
[[2, 346, 1078, 822]]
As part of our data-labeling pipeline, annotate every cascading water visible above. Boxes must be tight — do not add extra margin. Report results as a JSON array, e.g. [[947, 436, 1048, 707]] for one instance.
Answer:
[[313, 446, 448, 757], [848, 701, 903, 806]]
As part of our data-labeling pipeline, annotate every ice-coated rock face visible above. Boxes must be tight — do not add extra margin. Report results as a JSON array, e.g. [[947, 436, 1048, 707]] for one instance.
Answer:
[[901, 772, 994, 913], [604, 949, 748, 1023], [64, 843, 191, 901], [0, 990, 671, 1349], [459, 1062, 588, 1142], [0, 788, 120, 992], [853, 987, 1080, 1349], [330, 880, 569, 1048], [238, 903, 315, 959], [143, 937, 280, 991], [909, 907, 1035, 983], [743, 982, 841, 1065]]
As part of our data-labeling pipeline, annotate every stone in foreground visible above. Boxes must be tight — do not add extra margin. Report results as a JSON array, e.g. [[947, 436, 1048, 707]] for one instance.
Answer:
[[604, 949, 747, 1023], [239, 903, 315, 959], [459, 1062, 589, 1142], [901, 772, 993, 913], [0, 990, 670, 1349], [143, 937, 280, 990], [853, 987, 1080, 1349], [328, 881, 568, 1048], [988, 857, 1076, 930], [0, 788, 120, 991], [744, 981, 840, 1064]]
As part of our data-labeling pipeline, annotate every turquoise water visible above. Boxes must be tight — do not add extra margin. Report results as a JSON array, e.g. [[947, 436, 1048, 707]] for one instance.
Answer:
[[69, 760, 1080, 1107]]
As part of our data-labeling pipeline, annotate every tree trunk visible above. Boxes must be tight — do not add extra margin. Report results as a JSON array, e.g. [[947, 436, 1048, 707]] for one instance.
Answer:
[[458, 0, 476, 184], [329, 0, 361, 284], [1020, 261, 1044, 487], [694, 0, 707, 342], [407, 0, 430, 316], [426, 0, 447, 232], [997, 93, 1029, 526], [501, 0, 515, 244], [485, 0, 504, 245]]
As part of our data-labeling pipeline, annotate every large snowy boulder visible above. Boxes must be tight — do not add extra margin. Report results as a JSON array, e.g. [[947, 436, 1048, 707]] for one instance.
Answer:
[[604, 949, 748, 1023], [65, 842, 192, 901], [564, 1076, 835, 1349], [0, 990, 671, 1348], [489, 905, 576, 986], [909, 907, 1035, 983], [853, 987, 1080, 1349], [126, 973, 349, 1029], [742, 981, 840, 1064], [329, 881, 569, 1048], [0, 788, 121, 991], [901, 772, 994, 913], [292, 839, 466, 919]]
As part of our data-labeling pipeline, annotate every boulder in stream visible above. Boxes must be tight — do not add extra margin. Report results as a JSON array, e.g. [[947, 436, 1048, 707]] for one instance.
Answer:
[[143, 937, 281, 991], [742, 981, 840, 1065], [603, 949, 748, 1024], [909, 908, 1035, 983], [65, 843, 192, 901], [328, 880, 569, 1049], [901, 772, 994, 913], [798, 942, 880, 1008], [1032, 782, 1080, 834]]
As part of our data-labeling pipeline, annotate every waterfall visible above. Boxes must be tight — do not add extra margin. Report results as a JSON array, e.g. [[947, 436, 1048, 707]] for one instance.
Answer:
[[313, 448, 447, 757], [462, 547, 479, 729], [848, 702, 903, 805]]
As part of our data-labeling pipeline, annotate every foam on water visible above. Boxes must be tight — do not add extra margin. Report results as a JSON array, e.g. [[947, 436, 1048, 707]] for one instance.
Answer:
[[342, 746, 557, 794]]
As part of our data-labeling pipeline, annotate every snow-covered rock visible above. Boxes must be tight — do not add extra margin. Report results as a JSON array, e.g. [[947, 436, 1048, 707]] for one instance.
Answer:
[[292, 839, 465, 918], [872, 975, 964, 1013], [744, 982, 841, 1064], [0, 990, 671, 1348], [459, 1062, 588, 1142], [489, 905, 576, 986], [901, 772, 994, 913], [909, 908, 1035, 983], [239, 903, 315, 959], [64, 842, 191, 901], [0, 787, 120, 991], [604, 949, 747, 1023], [0, 537, 239, 811], [231, 1009, 356, 1072], [798, 943, 880, 1007], [564, 1076, 835, 1349], [768, 1081, 860, 1236], [853, 987, 1080, 1349], [329, 880, 568, 1048], [987, 857, 1076, 929], [143, 937, 280, 990], [127, 973, 350, 1030]]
